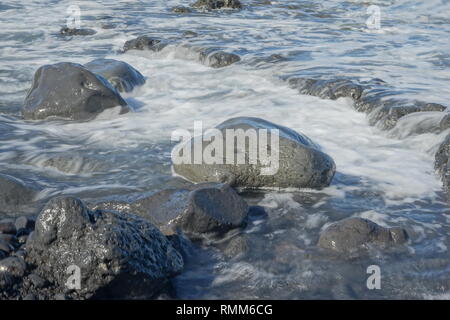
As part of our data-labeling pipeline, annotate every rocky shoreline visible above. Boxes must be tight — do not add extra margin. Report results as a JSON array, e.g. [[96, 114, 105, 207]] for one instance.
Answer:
[[0, 0, 448, 300]]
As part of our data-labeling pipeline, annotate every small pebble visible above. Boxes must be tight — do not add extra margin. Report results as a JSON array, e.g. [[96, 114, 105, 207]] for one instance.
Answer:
[[0, 219, 16, 235], [0, 256, 26, 277]]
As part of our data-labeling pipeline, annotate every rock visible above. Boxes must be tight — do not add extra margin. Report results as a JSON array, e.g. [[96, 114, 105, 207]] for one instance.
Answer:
[[23, 293, 37, 300], [223, 235, 248, 258], [22, 62, 129, 120], [54, 293, 67, 300], [288, 77, 364, 101], [435, 134, 450, 192], [15, 216, 35, 234], [0, 272, 14, 289], [439, 113, 450, 131], [84, 59, 145, 93], [0, 251, 5, 260], [0, 234, 16, 245], [60, 27, 96, 36], [183, 31, 198, 38], [318, 217, 408, 255], [172, 117, 336, 189], [123, 36, 167, 52], [0, 257, 27, 277], [0, 239, 13, 254], [28, 273, 46, 289], [200, 50, 241, 68], [26, 196, 183, 299], [191, 0, 242, 10], [171, 6, 192, 13], [92, 183, 248, 238], [0, 174, 37, 213], [0, 219, 16, 235], [368, 101, 446, 130]]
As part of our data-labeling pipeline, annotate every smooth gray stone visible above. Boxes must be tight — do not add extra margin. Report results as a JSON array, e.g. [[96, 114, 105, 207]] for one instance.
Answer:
[[22, 62, 129, 120], [318, 217, 408, 255], [0, 256, 27, 277], [26, 196, 183, 299], [172, 117, 336, 189], [84, 59, 145, 93]]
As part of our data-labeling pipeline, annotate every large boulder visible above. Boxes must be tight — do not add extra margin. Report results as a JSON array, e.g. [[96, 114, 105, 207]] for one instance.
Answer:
[[172, 117, 336, 189], [91, 183, 248, 238], [191, 0, 242, 10], [318, 217, 408, 255], [22, 62, 129, 120], [84, 59, 145, 93], [0, 174, 37, 214], [26, 196, 183, 299]]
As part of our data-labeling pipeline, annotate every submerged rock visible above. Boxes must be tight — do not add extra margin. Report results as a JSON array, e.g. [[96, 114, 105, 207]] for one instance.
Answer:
[[92, 183, 248, 238], [60, 27, 96, 36], [171, 6, 193, 14], [22, 62, 129, 120], [26, 196, 183, 299], [172, 117, 336, 189], [318, 217, 408, 255], [191, 0, 242, 10], [0, 174, 37, 213], [123, 36, 167, 52], [200, 50, 241, 68], [84, 59, 145, 93]]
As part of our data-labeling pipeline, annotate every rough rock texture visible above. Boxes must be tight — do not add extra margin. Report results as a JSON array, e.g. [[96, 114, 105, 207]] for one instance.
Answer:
[[191, 0, 242, 10], [0, 174, 37, 214], [318, 217, 408, 255], [200, 50, 241, 68], [288, 77, 364, 101], [171, 6, 192, 13], [123, 36, 167, 52], [60, 27, 96, 36], [84, 59, 145, 93], [22, 62, 129, 120], [172, 117, 336, 189], [26, 196, 183, 299], [435, 134, 450, 192], [91, 183, 248, 238]]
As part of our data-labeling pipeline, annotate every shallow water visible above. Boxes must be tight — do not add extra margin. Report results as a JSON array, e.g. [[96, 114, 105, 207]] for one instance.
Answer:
[[1, 0, 450, 299]]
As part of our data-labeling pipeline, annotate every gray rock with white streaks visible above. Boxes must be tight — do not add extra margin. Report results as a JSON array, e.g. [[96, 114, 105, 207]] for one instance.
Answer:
[[172, 117, 336, 189], [84, 59, 145, 93], [91, 183, 248, 238], [318, 217, 408, 255], [22, 62, 129, 120], [26, 196, 183, 299]]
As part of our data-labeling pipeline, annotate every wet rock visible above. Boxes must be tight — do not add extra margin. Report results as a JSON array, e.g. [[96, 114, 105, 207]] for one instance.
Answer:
[[171, 6, 192, 13], [435, 134, 450, 192], [15, 216, 35, 235], [84, 59, 145, 93], [172, 117, 336, 189], [26, 196, 183, 299], [60, 27, 96, 36], [0, 234, 16, 245], [23, 293, 37, 300], [191, 0, 242, 10], [22, 62, 129, 120], [54, 293, 67, 300], [123, 36, 167, 52], [439, 113, 450, 131], [0, 272, 14, 289], [0, 239, 13, 254], [0, 174, 37, 213], [223, 235, 248, 258], [368, 101, 446, 130], [0, 218, 16, 235], [28, 273, 46, 289], [0, 257, 27, 277], [92, 183, 248, 238], [200, 50, 241, 68], [288, 77, 363, 101], [318, 217, 408, 255]]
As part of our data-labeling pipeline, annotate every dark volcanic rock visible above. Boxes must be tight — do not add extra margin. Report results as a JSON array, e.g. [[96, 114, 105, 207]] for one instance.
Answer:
[[200, 50, 241, 68], [123, 36, 167, 53], [318, 217, 408, 255], [26, 196, 183, 299], [172, 117, 336, 189], [435, 134, 450, 192], [0, 219, 16, 235], [60, 27, 96, 36], [15, 216, 35, 235], [22, 62, 129, 120], [92, 183, 248, 238], [0, 239, 13, 254], [192, 0, 242, 10], [0, 257, 27, 277], [84, 59, 145, 93], [288, 77, 364, 101], [0, 174, 37, 213]]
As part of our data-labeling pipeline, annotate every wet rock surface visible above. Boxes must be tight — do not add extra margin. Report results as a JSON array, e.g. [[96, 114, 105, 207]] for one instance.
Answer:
[[22, 62, 129, 120], [123, 36, 167, 52], [191, 0, 242, 10], [0, 174, 38, 214], [200, 50, 241, 68], [59, 27, 96, 36], [25, 196, 183, 299], [172, 117, 336, 189], [92, 183, 249, 238], [435, 134, 450, 192], [318, 217, 408, 256], [84, 58, 145, 93]]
